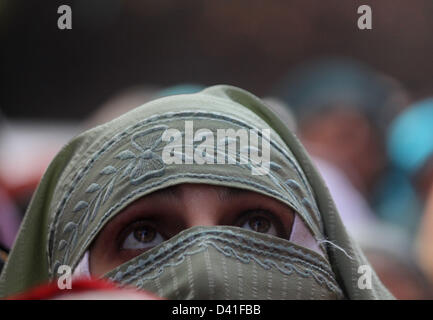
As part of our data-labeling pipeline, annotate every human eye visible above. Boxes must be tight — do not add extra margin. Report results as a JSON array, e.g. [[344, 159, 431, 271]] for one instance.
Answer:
[[235, 209, 288, 238], [120, 221, 165, 251]]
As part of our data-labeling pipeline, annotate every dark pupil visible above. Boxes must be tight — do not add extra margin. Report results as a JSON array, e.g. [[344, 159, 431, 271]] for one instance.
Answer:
[[249, 216, 270, 233], [133, 226, 155, 243]]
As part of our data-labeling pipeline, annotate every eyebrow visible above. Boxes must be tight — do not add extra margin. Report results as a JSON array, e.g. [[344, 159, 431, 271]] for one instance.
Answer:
[[148, 186, 181, 200], [216, 187, 248, 202], [148, 185, 249, 202]]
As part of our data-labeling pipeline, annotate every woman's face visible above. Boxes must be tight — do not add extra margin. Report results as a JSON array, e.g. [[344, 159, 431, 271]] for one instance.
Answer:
[[90, 183, 295, 276]]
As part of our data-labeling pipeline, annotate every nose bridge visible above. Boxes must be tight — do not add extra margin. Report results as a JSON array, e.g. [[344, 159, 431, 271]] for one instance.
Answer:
[[187, 210, 217, 227], [182, 185, 220, 228]]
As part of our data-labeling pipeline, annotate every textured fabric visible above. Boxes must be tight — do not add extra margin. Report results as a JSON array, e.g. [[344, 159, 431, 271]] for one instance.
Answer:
[[72, 212, 325, 284], [106, 226, 343, 300], [0, 85, 393, 299]]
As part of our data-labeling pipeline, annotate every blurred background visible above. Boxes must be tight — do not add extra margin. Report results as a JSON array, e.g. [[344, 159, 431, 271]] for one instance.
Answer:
[[2, 0, 433, 299]]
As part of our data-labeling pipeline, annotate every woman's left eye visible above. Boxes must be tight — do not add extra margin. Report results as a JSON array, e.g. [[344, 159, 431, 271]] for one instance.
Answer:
[[121, 224, 164, 250], [237, 211, 280, 237]]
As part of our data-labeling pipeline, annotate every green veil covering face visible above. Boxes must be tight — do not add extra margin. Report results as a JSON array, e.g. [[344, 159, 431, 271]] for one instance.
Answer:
[[0, 85, 392, 299]]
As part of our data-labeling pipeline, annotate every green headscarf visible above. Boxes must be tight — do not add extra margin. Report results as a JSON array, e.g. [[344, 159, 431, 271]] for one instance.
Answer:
[[0, 85, 392, 299]]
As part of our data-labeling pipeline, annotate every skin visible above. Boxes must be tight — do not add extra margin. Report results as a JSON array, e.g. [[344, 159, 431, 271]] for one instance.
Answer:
[[90, 183, 295, 276]]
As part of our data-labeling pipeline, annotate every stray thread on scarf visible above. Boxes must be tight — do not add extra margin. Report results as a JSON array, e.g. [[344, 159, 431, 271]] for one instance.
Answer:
[[317, 239, 354, 260]]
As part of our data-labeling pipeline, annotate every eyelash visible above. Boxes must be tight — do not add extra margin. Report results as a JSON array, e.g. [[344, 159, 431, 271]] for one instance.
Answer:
[[117, 207, 288, 251], [235, 208, 288, 237], [116, 219, 167, 251]]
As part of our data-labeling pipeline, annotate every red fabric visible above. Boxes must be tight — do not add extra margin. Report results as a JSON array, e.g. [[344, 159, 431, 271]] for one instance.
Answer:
[[7, 278, 143, 300]]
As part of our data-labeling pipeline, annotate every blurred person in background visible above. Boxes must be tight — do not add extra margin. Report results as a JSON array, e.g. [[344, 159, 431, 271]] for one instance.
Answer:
[[273, 57, 413, 239], [0, 181, 20, 251], [0, 181, 21, 275], [0, 112, 21, 254], [0, 110, 80, 219], [388, 98, 433, 286]]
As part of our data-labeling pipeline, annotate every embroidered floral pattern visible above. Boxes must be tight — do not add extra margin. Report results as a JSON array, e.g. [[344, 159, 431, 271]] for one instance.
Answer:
[[58, 126, 168, 264]]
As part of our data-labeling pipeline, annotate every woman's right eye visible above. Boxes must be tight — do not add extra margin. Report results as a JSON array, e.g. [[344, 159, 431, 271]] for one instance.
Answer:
[[121, 224, 164, 250]]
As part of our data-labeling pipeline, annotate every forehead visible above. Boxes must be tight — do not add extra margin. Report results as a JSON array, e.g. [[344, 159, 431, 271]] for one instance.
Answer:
[[143, 184, 249, 200], [119, 184, 285, 215]]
